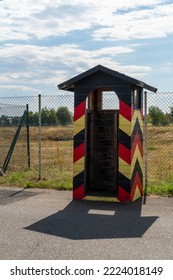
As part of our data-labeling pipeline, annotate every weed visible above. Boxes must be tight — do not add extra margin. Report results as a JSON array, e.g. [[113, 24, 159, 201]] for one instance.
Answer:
[[9, 172, 21, 183]]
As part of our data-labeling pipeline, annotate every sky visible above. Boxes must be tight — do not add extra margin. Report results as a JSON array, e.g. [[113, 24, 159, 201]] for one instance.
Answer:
[[0, 0, 173, 97]]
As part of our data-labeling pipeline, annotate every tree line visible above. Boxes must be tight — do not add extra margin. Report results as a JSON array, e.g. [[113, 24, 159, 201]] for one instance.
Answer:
[[1, 105, 173, 127], [0, 106, 73, 127], [148, 106, 173, 126]]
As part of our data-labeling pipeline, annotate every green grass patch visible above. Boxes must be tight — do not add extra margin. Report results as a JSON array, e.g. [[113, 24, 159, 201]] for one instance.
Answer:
[[0, 169, 72, 191], [147, 145, 157, 151], [1, 169, 173, 197], [147, 179, 173, 196]]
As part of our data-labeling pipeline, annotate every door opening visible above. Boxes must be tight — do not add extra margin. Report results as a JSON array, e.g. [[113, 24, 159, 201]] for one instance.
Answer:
[[85, 90, 119, 197]]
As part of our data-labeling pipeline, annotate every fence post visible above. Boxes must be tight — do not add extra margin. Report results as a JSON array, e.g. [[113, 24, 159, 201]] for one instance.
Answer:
[[26, 104, 31, 169], [38, 94, 42, 180], [2, 109, 27, 173], [143, 91, 148, 204]]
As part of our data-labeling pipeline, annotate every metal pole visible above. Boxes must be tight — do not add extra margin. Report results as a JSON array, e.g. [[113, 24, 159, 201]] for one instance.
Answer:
[[143, 91, 148, 204], [38, 94, 42, 180], [26, 104, 31, 169], [2, 110, 27, 173]]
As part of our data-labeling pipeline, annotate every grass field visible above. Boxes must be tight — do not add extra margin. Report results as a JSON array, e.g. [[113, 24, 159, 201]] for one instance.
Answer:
[[0, 125, 173, 196], [0, 126, 73, 189], [146, 125, 173, 196]]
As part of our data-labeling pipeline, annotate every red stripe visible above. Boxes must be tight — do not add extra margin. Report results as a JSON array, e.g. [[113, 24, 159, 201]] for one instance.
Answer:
[[118, 186, 131, 202], [119, 143, 131, 165], [73, 184, 85, 199], [131, 132, 143, 159], [74, 143, 85, 163], [119, 100, 133, 121], [74, 100, 86, 122], [131, 172, 143, 200]]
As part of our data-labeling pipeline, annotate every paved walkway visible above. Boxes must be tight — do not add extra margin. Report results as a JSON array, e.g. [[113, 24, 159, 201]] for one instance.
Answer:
[[0, 186, 172, 259]]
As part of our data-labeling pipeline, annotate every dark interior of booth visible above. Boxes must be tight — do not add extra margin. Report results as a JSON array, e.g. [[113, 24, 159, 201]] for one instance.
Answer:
[[85, 89, 119, 197]]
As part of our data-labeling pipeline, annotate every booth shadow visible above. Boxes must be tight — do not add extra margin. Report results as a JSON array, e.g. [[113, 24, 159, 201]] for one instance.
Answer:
[[25, 198, 158, 240]]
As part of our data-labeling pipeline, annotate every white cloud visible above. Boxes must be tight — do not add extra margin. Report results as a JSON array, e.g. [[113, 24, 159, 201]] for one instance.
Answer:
[[0, 84, 41, 93], [0, 43, 151, 88], [1, 0, 171, 94], [161, 62, 173, 71], [93, 3, 173, 40], [2, 44, 136, 64], [0, 0, 172, 41], [0, 44, 134, 66]]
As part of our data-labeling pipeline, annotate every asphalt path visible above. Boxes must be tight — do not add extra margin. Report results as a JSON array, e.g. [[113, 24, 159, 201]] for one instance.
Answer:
[[0, 186, 172, 260]]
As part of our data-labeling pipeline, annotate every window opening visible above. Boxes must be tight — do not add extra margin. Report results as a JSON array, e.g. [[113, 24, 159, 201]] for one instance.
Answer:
[[102, 91, 119, 110], [133, 89, 142, 109]]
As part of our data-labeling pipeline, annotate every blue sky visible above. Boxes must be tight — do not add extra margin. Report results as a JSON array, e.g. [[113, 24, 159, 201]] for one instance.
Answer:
[[0, 0, 173, 97]]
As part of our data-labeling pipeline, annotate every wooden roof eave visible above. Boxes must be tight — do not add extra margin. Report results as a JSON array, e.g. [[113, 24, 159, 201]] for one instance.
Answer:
[[58, 65, 157, 93]]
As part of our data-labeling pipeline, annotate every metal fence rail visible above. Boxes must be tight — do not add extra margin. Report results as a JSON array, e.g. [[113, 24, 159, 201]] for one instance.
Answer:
[[0, 92, 172, 190]]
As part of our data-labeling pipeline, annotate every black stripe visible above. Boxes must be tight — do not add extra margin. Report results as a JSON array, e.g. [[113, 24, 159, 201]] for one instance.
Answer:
[[118, 129, 131, 149], [118, 175, 131, 194], [131, 118, 143, 143], [131, 159, 143, 184], [73, 171, 85, 190], [74, 129, 85, 148], [118, 172, 131, 184], [75, 92, 88, 104], [116, 86, 132, 106]]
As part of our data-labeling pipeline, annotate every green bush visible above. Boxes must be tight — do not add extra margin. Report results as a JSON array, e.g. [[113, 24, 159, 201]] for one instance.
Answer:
[[56, 106, 73, 126]]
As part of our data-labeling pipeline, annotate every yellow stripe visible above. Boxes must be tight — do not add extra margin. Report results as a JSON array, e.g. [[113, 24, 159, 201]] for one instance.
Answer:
[[131, 157, 143, 171], [132, 185, 141, 201], [119, 115, 131, 136], [119, 151, 143, 180], [119, 158, 131, 179], [131, 145, 143, 167], [84, 196, 120, 203], [119, 112, 143, 136], [73, 157, 84, 177], [74, 115, 85, 136], [132, 110, 143, 121], [131, 111, 143, 133]]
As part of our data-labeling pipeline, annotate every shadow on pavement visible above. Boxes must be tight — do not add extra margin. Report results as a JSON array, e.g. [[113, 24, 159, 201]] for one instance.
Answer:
[[0, 188, 39, 205], [25, 198, 158, 240]]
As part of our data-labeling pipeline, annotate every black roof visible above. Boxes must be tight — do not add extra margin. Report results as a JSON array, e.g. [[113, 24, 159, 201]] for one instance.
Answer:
[[58, 64, 157, 92]]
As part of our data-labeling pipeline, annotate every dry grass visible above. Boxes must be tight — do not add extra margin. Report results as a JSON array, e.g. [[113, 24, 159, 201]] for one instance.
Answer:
[[147, 125, 173, 182], [0, 125, 173, 193], [0, 126, 73, 189], [0, 125, 73, 142]]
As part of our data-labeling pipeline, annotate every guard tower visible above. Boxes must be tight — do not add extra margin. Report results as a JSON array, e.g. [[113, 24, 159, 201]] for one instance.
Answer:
[[58, 65, 157, 202]]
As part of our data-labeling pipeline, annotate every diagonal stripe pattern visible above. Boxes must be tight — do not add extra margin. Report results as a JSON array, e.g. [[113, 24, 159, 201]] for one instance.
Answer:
[[118, 100, 143, 202], [73, 99, 86, 199], [73, 95, 143, 202]]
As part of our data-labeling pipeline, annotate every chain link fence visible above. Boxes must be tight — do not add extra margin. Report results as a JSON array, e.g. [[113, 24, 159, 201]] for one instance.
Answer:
[[146, 92, 173, 190], [0, 92, 172, 191], [0, 94, 74, 188]]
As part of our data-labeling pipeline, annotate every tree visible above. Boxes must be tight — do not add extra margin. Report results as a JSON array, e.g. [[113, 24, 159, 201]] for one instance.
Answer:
[[56, 106, 72, 126], [148, 106, 165, 126], [28, 111, 39, 126], [162, 113, 171, 126], [48, 109, 57, 125], [41, 107, 49, 125]]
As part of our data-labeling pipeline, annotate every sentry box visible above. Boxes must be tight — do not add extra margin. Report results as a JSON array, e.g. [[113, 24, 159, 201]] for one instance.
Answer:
[[58, 65, 157, 202]]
